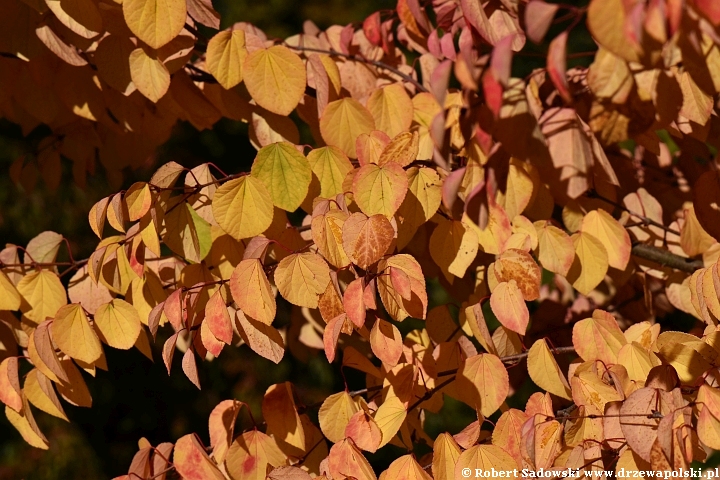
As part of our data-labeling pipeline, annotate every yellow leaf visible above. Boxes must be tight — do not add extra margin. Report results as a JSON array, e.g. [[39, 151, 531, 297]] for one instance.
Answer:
[[384, 454, 432, 480], [274, 253, 330, 309], [226, 430, 286, 480], [263, 382, 305, 451], [306, 146, 354, 199], [534, 222, 575, 276], [123, 0, 186, 49], [429, 219, 478, 281], [52, 303, 102, 364], [378, 131, 419, 168], [212, 176, 274, 240], [587, 0, 639, 63], [396, 166, 441, 249], [45, 0, 102, 39], [432, 433, 462, 480], [496, 158, 536, 219], [572, 309, 626, 364], [527, 339, 572, 400], [318, 391, 359, 444], [366, 83, 414, 138], [494, 249, 541, 301], [580, 209, 631, 270], [370, 318, 403, 367], [243, 45, 306, 116], [6, 400, 48, 450], [327, 438, 377, 480], [454, 445, 518, 480], [163, 201, 212, 264], [206, 29, 247, 89], [0, 270, 21, 311], [456, 353, 509, 416], [312, 211, 351, 269], [124, 182, 153, 222], [251, 142, 312, 212], [617, 342, 660, 383], [679, 70, 713, 125], [24, 369, 67, 421], [230, 259, 276, 325], [352, 163, 408, 218], [490, 280, 529, 335], [94, 299, 142, 350], [698, 405, 720, 450], [129, 48, 170, 103], [17, 270, 67, 325], [0, 357, 22, 413], [567, 231, 609, 295], [320, 98, 376, 158], [374, 394, 407, 449]]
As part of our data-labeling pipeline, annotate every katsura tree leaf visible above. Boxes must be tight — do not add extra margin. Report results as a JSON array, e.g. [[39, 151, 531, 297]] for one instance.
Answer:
[[345, 410, 382, 453], [45, 0, 103, 39], [17, 270, 67, 324], [235, 310, 284, 364], [243, 45, 306, 116], [123, 0, 186, 49], [173, 433, 225, 480], [263, 382, 305, 451], [534, 221, 575, 276], [129, 48, 170, 103], [456, 353, 509, 417], [369, 318, 403, 367], [274, 253, 331, 309], [52, 303, 102, 364], [230, 259, 276, 325], [93, 299, 142, 350], [527, 339, 572, 400], [23, 369, 67, 421], [580, 209, 631, 270], [225, 430, 286, 480], [206, 29, 247, 89], [377, 254, 427, 321], [342, 212, 395, 269], [454, 445, 519, 479], [212, 176, 274, 240], [373, 394, 407, 449], [0, 270, 21, 311], [352, 162, 408, 218], [432, 433, 462, 480], [489, 280, 529, 335], [320, 98, 376, 158], [163, 202, 212, 264], [572, 309, 626, 364], [318, 391, 359, 444], [0, 357, 22, 413], [327, 438, 377, 480], [429, 219, 478, 281], [204, 289, 233, 344], [306, 146, 353, 199], [6, 399, 48, 450], [567, 231, 609, 295], [366, 83, 414, 138], [251, 142, 312, 212], [383, 454, 432, 480]]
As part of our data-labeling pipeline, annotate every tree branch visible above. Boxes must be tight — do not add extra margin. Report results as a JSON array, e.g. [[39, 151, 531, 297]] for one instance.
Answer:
[[630, 243, 703, 273]]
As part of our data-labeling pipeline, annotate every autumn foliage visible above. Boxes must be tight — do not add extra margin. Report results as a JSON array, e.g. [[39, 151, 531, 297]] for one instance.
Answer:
[[5, 0, 720, 478]]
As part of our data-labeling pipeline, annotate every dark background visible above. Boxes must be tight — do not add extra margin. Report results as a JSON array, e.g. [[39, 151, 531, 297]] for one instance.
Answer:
[[0, 1, 622, 478]]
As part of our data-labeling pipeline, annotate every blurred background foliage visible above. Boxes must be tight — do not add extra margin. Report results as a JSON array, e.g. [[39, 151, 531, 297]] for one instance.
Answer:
[[0, 0, 607, 478]]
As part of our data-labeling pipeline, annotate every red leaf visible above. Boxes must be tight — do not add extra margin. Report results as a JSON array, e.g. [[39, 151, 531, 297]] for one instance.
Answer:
[[694, 0, 720, 26], [343, 278, 366, 328], [547, 32, 571, 103], [525, 0, 559, 44], [164, 289, 183, 331], [363, 12, 383, 46], [182, 348, 201, 389], [205, 290, 233, 344], [323, 313, 346, 363], [389, 267, 412, 301], [162, 332, 179, 375]]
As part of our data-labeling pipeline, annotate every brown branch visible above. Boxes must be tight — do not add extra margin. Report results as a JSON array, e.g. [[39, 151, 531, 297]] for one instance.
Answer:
[[631, 243, 702, 273], [286, 45, 428, 93]]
